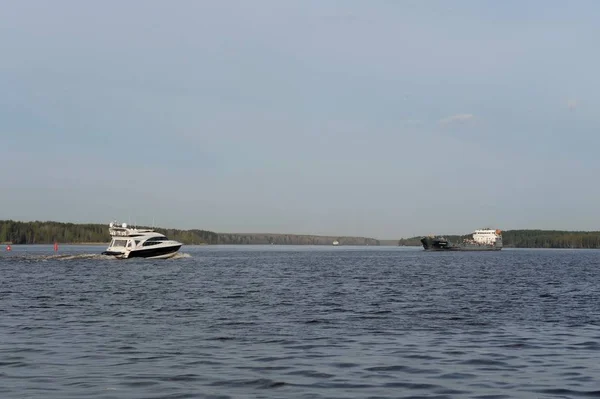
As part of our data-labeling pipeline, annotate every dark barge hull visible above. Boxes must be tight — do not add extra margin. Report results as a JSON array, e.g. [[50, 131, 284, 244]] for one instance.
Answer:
[[420, 237, 502, 251]]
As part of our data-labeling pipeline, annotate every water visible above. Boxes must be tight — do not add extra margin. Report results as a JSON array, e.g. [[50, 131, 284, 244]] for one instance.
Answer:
[[2, 245, 600, 398]]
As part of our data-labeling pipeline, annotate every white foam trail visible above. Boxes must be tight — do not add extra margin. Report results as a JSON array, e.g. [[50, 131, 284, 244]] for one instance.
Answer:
[[5, 253, 117, 262], [5, 252, 191, 262], [45, 253, 117, 261]]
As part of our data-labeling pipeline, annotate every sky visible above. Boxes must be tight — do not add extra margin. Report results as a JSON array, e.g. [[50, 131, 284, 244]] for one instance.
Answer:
[[1, 0, 599, 239]]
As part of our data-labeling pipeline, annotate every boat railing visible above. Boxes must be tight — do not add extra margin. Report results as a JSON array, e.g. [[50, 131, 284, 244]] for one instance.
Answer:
[[109, 229, 130, 237]]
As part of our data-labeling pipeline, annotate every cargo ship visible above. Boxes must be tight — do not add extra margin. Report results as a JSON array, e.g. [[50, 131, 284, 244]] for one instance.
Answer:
[[421, 229, 503, 251]]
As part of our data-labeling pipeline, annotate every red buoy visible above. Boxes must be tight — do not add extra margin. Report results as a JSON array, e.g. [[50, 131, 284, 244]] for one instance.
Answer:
[[6, 244, 11, 251]]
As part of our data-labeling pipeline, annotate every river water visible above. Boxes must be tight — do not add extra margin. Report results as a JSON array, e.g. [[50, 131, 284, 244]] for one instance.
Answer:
[[1, 245, 600, 398]]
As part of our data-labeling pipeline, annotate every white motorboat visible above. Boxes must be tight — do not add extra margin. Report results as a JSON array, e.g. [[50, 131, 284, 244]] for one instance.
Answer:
[[101, 222, 182, 259]]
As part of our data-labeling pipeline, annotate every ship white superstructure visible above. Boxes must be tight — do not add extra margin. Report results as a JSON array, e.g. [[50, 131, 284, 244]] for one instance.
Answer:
[[472, 229, 503, 246]]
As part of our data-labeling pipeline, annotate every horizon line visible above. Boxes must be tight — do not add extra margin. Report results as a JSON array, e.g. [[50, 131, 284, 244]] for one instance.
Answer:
[[2, 219, 600, 241]]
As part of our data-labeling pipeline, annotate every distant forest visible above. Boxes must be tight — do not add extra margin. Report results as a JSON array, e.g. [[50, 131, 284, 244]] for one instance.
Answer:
[[398, 230, 600, 249], [3, 220, 600, 248], [0, 220, 377, 246], [0, 220, 218, 245], [216, 233, 379, 246]]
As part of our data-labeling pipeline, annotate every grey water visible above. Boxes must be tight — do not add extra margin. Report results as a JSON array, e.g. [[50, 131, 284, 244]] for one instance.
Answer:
[[1, 245, 600, 399]]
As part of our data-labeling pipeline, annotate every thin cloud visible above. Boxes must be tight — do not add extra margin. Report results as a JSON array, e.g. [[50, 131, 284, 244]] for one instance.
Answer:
[[439, 113, 475, 126]]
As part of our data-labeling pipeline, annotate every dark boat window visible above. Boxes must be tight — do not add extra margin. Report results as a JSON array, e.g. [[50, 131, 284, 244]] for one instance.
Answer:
[[146, 236, 167, 242]]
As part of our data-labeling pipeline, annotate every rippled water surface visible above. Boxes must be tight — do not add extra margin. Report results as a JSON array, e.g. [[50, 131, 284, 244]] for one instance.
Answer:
[[2, 245, 600, 398]]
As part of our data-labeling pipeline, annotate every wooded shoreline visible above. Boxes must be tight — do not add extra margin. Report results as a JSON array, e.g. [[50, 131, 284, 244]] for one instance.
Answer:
[[2, 220, 600, 248], [398, 230, 600, 249]]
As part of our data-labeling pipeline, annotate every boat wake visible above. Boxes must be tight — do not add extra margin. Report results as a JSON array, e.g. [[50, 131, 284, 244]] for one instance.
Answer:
[[15, 253, 119, 262], [4, 252, 192, 262], [49, 253, 117, 261]]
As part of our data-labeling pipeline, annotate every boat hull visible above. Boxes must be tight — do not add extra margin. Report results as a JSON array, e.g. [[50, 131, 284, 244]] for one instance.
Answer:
[[421, 237, 502, 251], [423, 246, 502, 252], [128, 245, 182, 259], [102, 250, 127, 257], [102, 244, 182, 259]]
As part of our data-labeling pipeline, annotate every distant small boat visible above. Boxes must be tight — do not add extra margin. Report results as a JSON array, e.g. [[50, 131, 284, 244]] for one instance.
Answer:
[[332, 240, 339, 246], [101, 221, 182, 259]]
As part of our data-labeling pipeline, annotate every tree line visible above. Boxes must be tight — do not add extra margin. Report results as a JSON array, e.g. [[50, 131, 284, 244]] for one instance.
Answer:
[[0, 220, 378, 246], [216, 233, 379, 246], [503, 229, 600, 248], [4, 220, 599, 248], [0, 220, 218, 245], [398, 230, 600, 249]]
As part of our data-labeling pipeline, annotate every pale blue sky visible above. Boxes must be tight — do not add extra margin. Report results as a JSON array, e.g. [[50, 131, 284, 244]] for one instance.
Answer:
[[1, 0, 599, 238]]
